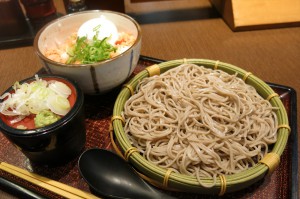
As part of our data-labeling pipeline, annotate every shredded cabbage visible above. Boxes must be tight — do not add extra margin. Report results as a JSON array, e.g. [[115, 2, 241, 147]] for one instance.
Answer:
[[0, 75, 72, 125]]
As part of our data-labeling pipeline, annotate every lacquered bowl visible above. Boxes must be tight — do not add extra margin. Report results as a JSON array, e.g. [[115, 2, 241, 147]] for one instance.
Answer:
[[0, 74, 86, 165], [34, 10, 142, 95]]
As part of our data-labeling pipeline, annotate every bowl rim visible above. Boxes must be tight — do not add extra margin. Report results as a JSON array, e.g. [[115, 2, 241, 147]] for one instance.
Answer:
[[33, 10, 142, 69], [0, 74, 84, 137]]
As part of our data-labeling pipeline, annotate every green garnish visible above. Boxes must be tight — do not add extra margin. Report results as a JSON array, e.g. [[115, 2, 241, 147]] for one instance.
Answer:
[[93, 25, 101, 32], [34, 110, 61, 128], [67, 30, 117, 64]]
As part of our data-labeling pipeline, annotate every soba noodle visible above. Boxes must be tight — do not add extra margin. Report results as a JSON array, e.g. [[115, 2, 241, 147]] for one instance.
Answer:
[[123, 64, 277, 187]]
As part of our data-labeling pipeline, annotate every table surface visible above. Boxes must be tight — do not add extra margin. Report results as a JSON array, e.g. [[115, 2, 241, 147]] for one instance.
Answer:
[[0, 0, 299, 198]]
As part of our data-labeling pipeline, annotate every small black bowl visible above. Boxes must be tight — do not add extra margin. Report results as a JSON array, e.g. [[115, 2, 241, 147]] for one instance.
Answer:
[[0, 74, 86, 165]]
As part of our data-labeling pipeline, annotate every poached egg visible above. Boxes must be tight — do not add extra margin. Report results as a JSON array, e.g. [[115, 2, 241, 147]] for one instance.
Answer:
[[77, 15, 118, 45]]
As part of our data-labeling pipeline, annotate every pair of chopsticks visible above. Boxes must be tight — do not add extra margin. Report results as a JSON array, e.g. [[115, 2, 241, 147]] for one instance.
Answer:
[[0, 162, 99, 199]]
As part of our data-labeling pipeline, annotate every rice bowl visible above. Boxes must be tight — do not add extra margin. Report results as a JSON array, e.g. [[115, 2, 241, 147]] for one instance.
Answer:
[[34, 10, 142, 94]]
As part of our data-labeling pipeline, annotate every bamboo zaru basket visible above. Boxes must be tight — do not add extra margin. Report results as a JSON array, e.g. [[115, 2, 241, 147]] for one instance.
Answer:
[[111, 59, 290, 195]]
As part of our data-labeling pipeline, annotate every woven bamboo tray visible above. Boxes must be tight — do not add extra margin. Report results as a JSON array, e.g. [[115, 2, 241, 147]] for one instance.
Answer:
[[112, 58, 290, 195]]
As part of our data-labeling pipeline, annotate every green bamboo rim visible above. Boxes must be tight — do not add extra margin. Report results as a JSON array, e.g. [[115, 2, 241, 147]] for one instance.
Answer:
[[112, 59, 289, 194]]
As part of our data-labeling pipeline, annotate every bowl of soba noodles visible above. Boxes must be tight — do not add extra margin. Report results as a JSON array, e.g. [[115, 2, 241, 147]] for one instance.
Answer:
[[0, 74, 86, 165], [34, 10, 141, 95], [112, 59, 289, 195]]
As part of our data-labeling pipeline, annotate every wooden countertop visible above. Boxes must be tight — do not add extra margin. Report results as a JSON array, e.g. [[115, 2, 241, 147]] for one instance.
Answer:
[[0, 0, 299, 198]]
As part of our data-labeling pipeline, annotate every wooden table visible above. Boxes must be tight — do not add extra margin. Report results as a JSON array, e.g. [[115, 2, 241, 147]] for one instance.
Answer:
[[0, 0, 299, 198]]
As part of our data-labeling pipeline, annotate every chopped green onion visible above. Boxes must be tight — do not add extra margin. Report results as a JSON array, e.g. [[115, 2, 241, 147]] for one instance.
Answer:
[[67, 31, 117, 64]]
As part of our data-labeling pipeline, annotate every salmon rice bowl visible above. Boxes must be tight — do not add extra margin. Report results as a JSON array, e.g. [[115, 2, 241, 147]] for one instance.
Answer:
[[44, 15, 136, 65]]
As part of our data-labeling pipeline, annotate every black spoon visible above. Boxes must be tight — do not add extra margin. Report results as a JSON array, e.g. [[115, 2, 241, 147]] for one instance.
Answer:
[[78, 148, 177, 199]]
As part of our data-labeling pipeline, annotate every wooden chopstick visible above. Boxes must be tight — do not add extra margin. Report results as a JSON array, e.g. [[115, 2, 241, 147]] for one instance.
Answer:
[[0, 162, 100, 199]]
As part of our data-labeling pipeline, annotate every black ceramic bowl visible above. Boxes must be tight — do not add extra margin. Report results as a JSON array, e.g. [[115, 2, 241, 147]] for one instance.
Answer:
[[0, 74, 86, 165]]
